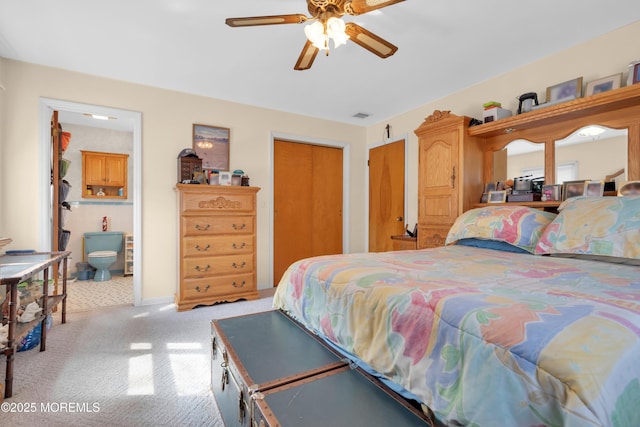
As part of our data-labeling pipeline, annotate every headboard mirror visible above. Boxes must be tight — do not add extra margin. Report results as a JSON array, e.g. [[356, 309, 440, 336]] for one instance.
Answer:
[[495, 127, 628, 185]]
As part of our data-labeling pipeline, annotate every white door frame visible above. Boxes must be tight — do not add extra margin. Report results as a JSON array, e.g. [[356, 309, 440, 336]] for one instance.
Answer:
[[38, 98, 143, 306]]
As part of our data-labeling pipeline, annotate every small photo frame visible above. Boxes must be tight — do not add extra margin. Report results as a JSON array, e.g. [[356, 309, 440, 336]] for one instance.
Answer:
[[218, 171, 232, 186], [585, 73, 622, 96], [480, 193, 489, 204], [618, 181, 640, 196], [487, 190, 507, 203], [562, 180, 587, 200], [633, 63, 640, 85], [193, 124, 230, 170], [484, 182, 497, 193], [546, 77, 583, 103], [584, 180, 604, 197], [628, 60, 640, 86], [542, 184, 562, 201]]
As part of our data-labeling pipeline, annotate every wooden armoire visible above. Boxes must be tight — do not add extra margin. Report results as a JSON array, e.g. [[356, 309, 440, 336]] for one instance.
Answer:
[[414, 110, 484, 248]]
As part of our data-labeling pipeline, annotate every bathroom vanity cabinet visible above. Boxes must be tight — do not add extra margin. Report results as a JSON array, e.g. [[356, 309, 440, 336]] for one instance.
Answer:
[[175, 184, 260, 311]]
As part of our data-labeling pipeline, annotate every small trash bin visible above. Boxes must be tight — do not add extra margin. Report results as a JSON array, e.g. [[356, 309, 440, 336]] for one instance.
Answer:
[[76, 262, 94, 281]]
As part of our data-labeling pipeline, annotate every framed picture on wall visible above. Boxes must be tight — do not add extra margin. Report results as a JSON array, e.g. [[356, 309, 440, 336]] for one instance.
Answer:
[[193, 124, 230, 170]]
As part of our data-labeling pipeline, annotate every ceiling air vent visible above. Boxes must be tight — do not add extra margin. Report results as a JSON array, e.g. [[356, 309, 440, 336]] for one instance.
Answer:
[[353, 112, 370, 119]]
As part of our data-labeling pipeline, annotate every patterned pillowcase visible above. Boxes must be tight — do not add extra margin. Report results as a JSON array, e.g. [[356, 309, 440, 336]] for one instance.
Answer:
[[446, 206, 557, 254], [534, 196, 640, 260]]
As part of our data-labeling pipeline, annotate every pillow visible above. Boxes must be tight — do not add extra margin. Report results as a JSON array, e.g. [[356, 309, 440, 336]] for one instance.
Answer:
[[534, 196, 640, 260], [445, 206, 557, 254], [455, 238, 529, 254]]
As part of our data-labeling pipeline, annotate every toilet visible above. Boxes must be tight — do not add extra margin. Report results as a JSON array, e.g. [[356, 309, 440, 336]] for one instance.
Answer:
[[83, 231, 123, 281]]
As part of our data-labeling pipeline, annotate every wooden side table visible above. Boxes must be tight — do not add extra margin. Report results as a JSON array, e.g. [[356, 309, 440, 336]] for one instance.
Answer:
[[390, 235, 417, 251]]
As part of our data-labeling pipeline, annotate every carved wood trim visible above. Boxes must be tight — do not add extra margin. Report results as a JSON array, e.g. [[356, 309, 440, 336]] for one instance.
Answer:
[[425, 110, 452, 124], [199, 196, 242, 209]]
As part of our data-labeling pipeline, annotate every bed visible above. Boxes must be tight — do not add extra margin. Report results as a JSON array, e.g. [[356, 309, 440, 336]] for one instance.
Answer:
[[273, 196, 640, 427]]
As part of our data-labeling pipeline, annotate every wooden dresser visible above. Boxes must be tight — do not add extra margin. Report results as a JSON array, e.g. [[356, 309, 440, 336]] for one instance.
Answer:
[[414, 111, 483, 249], [175, 184, 260, 311]]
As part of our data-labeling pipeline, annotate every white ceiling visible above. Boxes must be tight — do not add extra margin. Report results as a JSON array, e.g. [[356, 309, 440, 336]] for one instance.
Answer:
[[1, 1, 640, 127]]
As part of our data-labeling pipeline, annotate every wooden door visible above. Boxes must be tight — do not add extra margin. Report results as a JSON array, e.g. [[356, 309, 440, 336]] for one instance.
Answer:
[[368, 139, 405, 252], [419, 131, 460, 227], [273, 140, 343, 285]]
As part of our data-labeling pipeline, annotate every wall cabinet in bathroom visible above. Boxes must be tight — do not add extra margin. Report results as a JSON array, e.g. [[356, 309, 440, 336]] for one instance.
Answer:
[[81, 150, 128, 199]]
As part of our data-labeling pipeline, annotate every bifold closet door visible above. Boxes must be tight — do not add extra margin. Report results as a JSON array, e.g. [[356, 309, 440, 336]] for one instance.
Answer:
[[273, 140, 343, 285]]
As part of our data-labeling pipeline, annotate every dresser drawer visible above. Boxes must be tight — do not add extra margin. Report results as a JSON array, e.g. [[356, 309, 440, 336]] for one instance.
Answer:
[[183, 235, 253, 257], [182, 216, 254, 236], [181, 191, 255, 214], [182, 254, 254, 278], [182, 273, 255, 301]]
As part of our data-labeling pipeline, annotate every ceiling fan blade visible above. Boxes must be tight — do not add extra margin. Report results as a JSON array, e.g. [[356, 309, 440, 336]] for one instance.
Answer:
[[346, 0, 405, 15], [225, 14, 308, 27], [344, 23, 397, 58], [294, 40, 319, 71]]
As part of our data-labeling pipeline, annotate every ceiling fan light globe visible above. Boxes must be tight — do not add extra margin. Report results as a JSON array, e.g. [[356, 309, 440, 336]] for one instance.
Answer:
[[327, 17, 348, 48], [304, 21, 325, 43]]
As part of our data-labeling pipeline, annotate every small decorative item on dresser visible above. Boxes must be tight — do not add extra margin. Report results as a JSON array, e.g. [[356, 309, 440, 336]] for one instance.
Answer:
[[627, 60, 640, 86]]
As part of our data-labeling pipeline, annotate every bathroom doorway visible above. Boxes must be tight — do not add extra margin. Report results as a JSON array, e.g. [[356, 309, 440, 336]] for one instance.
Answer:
[[39, 98, 142, 307]]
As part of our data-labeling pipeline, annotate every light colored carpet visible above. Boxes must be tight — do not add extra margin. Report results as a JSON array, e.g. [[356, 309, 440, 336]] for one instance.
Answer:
[[1, 297, 274, 426], [65, 275, 134, 313]]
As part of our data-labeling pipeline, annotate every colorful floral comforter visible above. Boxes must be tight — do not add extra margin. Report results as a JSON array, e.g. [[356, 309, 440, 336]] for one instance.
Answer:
[[273, 246, 640, 427]]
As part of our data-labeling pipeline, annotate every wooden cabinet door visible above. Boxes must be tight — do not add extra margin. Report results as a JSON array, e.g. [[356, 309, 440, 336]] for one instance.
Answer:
[[85, 154, 106, 185], [419, 129, 460, 227], [105, 155, 126, 186]]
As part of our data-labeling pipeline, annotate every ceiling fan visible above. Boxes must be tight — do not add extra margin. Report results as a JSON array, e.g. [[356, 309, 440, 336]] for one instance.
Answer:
[[226, 0, 404, 70]]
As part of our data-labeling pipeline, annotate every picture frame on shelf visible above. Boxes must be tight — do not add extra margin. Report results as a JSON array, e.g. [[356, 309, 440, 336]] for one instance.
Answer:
[[218, 171, 232, 186], [541, 184, 562, 201], [618, 181, 640, 196], [633, 63, 640, 85], [562, 180, 587, 200], [584, 180, 604, 197], [487, 190, 507, 203], [627, 60, 640, 86], [192, 124, 230, 170], [546, 77, 583, 103], [585, 73, 622, 96]]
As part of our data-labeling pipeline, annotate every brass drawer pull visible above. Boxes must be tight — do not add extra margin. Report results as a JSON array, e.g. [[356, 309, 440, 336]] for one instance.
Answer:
[[232, 280, 246, 288], [195, 284, 211, 293], [232, 261, 246, 269], [195, 224, 211, 231], [195, 264, 211, 272], [232, 223, 246, 230], [195, 244, 210, 251], [232, 242, 246, 250]]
